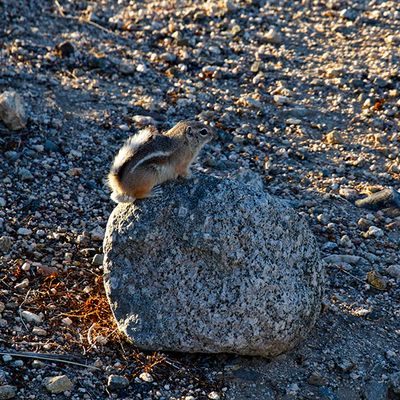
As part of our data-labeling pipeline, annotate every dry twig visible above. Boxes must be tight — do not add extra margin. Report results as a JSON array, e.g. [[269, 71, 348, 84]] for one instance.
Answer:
[[0, 351, 101, 370], [53, 0, 121, 38]]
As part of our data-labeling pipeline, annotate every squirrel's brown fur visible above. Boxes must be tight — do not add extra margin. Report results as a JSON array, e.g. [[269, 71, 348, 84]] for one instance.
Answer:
[[108, 120, 213, 203]]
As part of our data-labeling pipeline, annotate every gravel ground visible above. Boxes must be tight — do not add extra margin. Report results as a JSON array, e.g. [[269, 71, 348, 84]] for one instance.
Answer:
[[0, 0, 399, 399]]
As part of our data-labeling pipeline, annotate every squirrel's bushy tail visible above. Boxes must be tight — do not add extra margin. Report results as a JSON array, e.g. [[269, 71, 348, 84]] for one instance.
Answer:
[[110, 192, 136, 203], [107, 128, 154, 193]]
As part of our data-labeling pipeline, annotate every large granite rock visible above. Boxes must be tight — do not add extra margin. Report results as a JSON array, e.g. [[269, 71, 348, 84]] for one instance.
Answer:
[[103, 174, 324, 357]]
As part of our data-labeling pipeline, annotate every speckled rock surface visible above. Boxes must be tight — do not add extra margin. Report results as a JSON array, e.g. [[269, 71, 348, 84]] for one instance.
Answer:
[[103, 174, 324, 357]]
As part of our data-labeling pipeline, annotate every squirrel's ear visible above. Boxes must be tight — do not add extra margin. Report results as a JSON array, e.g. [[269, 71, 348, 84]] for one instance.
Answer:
[[185, 126, 193, 136]]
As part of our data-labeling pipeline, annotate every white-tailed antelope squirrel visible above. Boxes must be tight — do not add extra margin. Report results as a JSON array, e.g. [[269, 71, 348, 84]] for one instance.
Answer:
[[108, 120, 214, 203]]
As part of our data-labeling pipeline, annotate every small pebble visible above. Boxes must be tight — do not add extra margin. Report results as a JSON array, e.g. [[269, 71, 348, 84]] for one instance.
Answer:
[[32, 327, 47, 336], [32, 360, 46, 369], [273, 95, 289, 105], [263, 27, 282, 44], [325, 131, 343, 145], [21, 310, 42, 324], [107, 375, 129, 391], [43, 375, 73, 394], [386, 265, 400, 280], [18, 168, 34, 181], [44, 140, 60, 152], [308, 371, 327, 386], [21, 262, 31, 272], [0, 237, 12, 253], [139, 372, 154, 383], [364, 226, 384, 239], [61, 317, 73, 326], [17, 228, 32, 236], [90, 226, 105, 242], [132, 115, 156, 126], [92, 254, 104, 266], [339, 187, 358, 200], [55, 41, 75, 58]]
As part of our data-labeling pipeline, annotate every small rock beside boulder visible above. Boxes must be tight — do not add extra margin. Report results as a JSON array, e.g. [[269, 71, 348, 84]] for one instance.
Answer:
[[43, 375, 73, 394], [0, 91, 27, 131], [103, 174, 324, 357], [0, 236, 12, 254], [107, 375, 129, 391]]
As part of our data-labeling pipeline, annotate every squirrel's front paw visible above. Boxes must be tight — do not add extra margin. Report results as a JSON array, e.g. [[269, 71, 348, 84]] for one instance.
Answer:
[[180, 171, 192, 179]]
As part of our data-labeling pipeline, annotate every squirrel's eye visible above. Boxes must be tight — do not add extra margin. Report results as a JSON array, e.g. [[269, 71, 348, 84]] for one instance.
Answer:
[[199, 128, 208, 136]]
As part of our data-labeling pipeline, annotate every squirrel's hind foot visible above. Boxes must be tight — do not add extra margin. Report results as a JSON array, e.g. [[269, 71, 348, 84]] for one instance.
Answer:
[[149, 185, 163, 198]]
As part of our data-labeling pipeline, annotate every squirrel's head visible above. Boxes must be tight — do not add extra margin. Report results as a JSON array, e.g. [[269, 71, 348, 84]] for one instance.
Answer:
[[178, 120, 214, 150]]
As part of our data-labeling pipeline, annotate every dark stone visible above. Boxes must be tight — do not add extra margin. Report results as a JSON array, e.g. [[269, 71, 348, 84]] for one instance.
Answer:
[[44, 139, 60, 152], [107, 375, 129, 391], [335, 386, 360, 400], [363, 381, 389, 400], [350, 79, 364, 88], [319, 387, 337, 400], [231, 368, 263, 381], [55, 41, 75, 58], [4, 151, 19, 161]]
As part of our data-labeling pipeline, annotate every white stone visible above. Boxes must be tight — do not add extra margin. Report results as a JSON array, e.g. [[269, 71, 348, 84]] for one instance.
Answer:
[[32, 326, 47, 336], [61, 317, 73, 326], [263, 27, 283, 44], [273, 95, 289, 105], [21, 262, 31, 272], [139, 372, 154, 383], [365, 226, 384, 238], [132, 115, 156, 126], [286, 118, 301, 125], [21, 310, 42, 324]]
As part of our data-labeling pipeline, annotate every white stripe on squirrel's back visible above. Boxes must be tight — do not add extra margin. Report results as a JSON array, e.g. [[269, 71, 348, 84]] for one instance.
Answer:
[[111, 128, 153, 173], [128, 150, 173, 173]]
